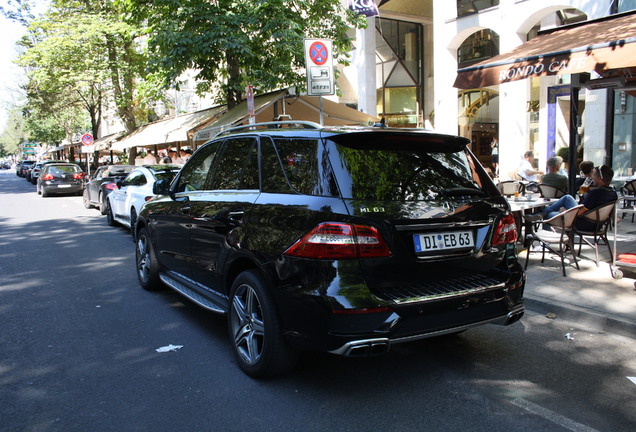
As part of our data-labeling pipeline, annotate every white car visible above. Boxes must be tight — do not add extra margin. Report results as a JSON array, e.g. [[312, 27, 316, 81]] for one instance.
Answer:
[[106, 164, 180, 231]]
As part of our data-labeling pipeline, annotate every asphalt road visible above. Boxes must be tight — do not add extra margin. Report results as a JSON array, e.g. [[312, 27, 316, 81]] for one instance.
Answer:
[[1, 168, 635, 432]]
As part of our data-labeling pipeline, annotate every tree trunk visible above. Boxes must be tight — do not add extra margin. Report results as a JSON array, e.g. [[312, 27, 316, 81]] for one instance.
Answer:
[[226, 52, 242, 110]]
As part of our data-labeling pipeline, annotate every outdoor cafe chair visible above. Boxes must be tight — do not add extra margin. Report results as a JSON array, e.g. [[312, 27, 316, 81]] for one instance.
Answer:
[[621, 179, 636, 222], [498, 180, 525, 196], [574, 200, 617, 267], [537, 183, 567, 199], [524, 205, 583, 277]]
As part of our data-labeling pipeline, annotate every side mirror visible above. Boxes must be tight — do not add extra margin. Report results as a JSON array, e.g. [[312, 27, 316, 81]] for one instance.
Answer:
[[153, 178, 172, 196], [116, 179, 123, 189]]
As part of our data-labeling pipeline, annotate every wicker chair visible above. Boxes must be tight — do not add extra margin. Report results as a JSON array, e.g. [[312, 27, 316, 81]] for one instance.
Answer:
[[538, 183, 567, 199], [498, 181, 525, 196], [525, 205, 583, 277], [574, 200, 617, 266]]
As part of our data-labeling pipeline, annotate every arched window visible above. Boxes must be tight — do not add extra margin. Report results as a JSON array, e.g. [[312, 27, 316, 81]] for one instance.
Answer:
[[457, 29, 499, 68]]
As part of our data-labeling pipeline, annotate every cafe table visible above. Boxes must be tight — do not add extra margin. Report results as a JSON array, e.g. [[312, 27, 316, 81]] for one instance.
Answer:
[[505, 195, 556, 241]]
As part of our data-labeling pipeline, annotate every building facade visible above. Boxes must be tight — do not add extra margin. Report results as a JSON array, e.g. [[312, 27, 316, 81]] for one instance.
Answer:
[[338, 0, 636, 183]]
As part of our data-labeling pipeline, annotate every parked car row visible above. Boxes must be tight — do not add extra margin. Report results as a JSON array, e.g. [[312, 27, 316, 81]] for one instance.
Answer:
[[83, 164, 136, 214], [104, 165, 181, 232]]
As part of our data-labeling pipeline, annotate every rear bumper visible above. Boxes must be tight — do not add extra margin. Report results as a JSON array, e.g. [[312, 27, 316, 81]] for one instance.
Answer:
[[328, 304, 524, 356], [42, 184, 83, 194], [274, 262, 525, 355]]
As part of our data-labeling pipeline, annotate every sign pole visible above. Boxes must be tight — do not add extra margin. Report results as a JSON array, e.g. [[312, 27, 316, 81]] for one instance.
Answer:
[[319, 96, 324, 125]]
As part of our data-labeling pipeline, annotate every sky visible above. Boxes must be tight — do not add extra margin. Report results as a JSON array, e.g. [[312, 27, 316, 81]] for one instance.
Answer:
[[0, 14, 28, 129], [0, 1, 50, 130]]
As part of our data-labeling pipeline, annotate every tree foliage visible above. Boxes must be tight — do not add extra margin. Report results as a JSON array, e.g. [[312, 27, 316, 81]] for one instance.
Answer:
[[16, 0, 153, 143], [118, 0, 365, 109], [0, 107, 28, 156]]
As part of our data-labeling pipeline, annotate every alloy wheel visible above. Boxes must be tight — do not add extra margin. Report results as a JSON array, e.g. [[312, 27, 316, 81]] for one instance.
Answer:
[[230, 283, 265, 366]]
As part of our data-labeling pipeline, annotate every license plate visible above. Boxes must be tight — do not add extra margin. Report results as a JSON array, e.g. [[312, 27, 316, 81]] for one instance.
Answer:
[[413, 231, 474, 253], [58, 184, 71, 188]]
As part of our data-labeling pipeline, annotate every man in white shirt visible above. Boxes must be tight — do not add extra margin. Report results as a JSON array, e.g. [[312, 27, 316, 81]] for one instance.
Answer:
[[517, 151, 543, 181], [180, 149, 191, 162], [143, 151, 158, 165]]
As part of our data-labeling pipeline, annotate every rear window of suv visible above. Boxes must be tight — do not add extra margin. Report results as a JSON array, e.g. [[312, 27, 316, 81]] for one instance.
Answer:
[[327, 139, 490, 202]]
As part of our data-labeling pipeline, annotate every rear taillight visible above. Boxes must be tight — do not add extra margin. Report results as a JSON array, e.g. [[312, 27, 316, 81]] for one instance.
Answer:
[[73, 172, 85, 180], [144, 196, 153, 202], [42, 174, 54, 180], [492, 213, 518, 246], [284, 222, 391, 260], [104, 183, 118, 190]]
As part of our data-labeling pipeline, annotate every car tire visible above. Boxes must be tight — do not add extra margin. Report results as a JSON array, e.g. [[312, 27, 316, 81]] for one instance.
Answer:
[[106, 201, 116, 226], [228, 270, 299, 378], [41, 188, 48, 198], [82, 189, 92, 209], [135, 228, 161, 291], [99, 193, 107, 215], [130, 208, 137, 235]]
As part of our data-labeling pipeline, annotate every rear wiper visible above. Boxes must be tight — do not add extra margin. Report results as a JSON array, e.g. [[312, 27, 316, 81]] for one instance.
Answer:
[[439, 187, 486, 197]]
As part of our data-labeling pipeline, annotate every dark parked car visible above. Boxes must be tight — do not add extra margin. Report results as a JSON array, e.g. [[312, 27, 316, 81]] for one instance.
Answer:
[[135, 122, 525, 377], [83, 164, 135, 214], [36, 163, 85, 197], [30, 160, 66, 184], [17, 160, 35, 178]]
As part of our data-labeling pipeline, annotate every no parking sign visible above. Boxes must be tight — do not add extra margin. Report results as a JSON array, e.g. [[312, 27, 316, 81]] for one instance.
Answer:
[[304, 39, 334, 96]]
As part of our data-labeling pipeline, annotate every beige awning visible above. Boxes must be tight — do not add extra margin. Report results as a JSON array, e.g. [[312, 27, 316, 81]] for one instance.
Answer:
[[454, 11, 636, 89], [111, 105, 226, 152], [194, 90, 379, 142]]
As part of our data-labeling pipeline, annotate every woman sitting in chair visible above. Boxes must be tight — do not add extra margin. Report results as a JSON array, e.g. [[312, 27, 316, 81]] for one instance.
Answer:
[[528, 165, 617, 231]]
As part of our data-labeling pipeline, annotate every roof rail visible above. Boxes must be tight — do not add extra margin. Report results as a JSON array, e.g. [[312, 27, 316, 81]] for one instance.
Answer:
[[214, 121, 323, 137]]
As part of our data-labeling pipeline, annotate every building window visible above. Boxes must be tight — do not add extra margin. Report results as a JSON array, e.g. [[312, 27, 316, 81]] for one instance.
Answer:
[[457, 29, 499, 69], [457, 0, 499, 18], [375, 17, 423, 128]]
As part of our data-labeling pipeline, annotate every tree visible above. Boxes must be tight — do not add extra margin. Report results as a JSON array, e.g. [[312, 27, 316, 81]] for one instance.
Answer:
[[118, 0, 365, 109], [16, 0, 154, 138], [0, 106, 28, 156]]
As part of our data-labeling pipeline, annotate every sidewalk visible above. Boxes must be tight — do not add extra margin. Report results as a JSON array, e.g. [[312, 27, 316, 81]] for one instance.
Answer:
[[521, 215, 636, 339]]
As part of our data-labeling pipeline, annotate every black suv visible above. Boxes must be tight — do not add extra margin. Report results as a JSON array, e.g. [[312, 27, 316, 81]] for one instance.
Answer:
[[136, 122, 524, 377]]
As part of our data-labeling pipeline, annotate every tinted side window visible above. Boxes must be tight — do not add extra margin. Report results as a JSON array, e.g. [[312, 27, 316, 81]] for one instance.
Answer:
[[262, 138, 338, 196], [209, 137, 258, 190], [175, 141, 223, 192], [124, 171, 146, 187], [261, 139, 290, 193]]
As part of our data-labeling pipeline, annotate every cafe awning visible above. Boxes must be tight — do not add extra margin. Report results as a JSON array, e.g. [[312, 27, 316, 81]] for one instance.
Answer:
[[194, 89, 379, 142], [454, 11, 636, 89], [111, 105, 226, 152]]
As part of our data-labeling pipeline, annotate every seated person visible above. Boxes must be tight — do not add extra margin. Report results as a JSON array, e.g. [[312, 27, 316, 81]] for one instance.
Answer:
[[530, 165, 617, 231], [540, 156, 568, 192], [575, 160, 594, 190], [517, 151, 543, 182]]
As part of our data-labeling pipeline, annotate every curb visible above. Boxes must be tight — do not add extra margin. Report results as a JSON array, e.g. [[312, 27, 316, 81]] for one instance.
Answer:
[[524, 295, 636, 339]]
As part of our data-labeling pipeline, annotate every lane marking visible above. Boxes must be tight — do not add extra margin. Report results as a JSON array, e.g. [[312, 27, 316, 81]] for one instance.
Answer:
[[628, 377, 636, 385], [511, 398, 600, 432]]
